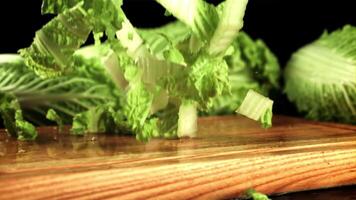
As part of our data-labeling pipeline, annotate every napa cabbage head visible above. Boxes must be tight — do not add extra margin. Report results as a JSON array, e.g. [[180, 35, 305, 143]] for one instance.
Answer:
[[0, 50, 124, 140], [284, 25, 356, 124]]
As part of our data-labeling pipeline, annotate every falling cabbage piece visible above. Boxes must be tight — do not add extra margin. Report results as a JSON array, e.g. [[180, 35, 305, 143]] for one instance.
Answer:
[[236, 89, 273, 128]]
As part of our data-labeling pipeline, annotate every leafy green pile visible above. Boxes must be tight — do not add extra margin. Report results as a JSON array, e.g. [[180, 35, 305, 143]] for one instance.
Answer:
[[206, 32, 280, 116], [284, 25, 356, 124], [0, 0, 276, 141]]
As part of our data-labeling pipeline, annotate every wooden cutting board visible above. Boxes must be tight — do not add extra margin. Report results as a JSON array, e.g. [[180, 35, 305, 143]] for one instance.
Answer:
[[0, 115, 356, 200]]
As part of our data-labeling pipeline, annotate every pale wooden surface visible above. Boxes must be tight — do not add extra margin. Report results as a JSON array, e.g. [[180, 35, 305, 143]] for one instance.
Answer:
[[0, 115, 356, 200]]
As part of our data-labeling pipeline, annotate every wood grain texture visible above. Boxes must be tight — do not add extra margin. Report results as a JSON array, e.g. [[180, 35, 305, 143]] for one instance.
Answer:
[[0, 115, 356, 200]]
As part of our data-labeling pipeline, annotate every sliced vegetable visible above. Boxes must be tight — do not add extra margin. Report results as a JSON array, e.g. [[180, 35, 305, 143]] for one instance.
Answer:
[[1, 0, 276, 141], [236, 89, 273, 128]]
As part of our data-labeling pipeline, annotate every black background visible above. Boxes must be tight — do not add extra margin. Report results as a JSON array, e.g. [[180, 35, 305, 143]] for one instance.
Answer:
[[0, 0, 355, 116]]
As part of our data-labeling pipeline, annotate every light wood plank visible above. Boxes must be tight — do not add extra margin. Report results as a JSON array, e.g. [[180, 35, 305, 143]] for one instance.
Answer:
[[0, 115, 355, 199]]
